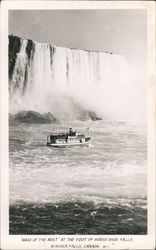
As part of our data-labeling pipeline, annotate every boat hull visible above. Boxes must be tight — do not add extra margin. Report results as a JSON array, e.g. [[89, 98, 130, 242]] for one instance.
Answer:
[[47, 137, 91, 148]]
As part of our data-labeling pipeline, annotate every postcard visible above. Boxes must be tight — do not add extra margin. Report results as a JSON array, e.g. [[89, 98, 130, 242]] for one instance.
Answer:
[[0, 1, 155, 249]]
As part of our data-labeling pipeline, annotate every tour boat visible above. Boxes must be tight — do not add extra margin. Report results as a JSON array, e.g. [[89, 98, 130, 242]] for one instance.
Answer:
[[47, 128, 91, 148]]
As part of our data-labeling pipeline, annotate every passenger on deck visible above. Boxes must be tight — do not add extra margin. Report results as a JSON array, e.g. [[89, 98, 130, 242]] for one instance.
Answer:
[[50, 135, 53, 143], [69, 128, 73, 136], [69, 128, 77, 136], [66, 133, 68, 142], [75, 131, 78, 138]]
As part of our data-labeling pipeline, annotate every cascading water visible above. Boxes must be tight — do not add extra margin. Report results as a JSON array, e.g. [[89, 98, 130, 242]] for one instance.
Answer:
[[9, 36, 147, 235], [9, 39, 28, 110], [9, 35, 134, 121]]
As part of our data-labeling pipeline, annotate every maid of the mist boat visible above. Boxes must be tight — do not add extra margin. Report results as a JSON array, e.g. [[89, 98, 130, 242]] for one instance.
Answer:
[[47, 128, 91, 148]]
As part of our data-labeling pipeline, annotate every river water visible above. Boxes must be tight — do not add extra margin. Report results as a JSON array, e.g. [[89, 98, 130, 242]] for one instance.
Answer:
[[9, 120, 147, 234]]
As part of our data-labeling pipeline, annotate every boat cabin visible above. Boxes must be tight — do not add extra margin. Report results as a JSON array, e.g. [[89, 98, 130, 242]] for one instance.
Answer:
[[47, 128, 91, 147], [48, 129, 85, 145]]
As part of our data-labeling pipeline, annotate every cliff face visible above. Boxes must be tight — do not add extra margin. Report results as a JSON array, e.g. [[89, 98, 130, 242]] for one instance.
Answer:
[[9, 35, 21, 79]]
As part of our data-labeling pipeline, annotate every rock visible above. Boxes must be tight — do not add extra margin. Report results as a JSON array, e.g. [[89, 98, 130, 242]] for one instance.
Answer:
[[78, 110, 102, 121], [12, 110, 58, 124], [70, 99, 102, 121]]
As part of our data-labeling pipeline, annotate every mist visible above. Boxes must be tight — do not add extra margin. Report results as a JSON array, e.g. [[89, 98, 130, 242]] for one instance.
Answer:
[[9, 36, 146, 124]]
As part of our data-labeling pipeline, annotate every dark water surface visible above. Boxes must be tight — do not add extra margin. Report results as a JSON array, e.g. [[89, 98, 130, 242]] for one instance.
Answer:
[[9, 120, 147, 234], [10, 200, 147, 235]]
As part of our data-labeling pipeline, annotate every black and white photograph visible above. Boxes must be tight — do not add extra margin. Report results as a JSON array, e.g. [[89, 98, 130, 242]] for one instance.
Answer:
[[0, 1, 155, 249]]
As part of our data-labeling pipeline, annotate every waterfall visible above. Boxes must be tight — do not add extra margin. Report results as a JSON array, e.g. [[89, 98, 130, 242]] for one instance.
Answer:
[[9, 39, 28, 110], [9, 35, 134, 121]]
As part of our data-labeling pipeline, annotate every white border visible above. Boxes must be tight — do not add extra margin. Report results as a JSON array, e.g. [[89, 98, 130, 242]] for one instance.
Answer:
[[0, 1, 155, 249]]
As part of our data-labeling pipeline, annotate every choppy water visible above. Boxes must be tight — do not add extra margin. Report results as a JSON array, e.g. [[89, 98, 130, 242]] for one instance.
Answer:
[[9, 120, 147, 234]]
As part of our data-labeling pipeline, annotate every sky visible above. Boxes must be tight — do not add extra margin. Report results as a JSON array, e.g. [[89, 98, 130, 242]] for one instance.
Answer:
[[9, 9, 147, 65]]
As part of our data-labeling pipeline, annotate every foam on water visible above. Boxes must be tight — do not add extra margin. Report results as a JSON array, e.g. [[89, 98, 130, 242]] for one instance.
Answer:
[[9, 120, 147, 205]]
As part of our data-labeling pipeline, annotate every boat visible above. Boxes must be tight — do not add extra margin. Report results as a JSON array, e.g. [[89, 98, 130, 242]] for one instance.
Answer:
[[47, 128, 91, 148]]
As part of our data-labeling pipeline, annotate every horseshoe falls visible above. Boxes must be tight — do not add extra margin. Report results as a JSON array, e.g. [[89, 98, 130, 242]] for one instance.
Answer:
[[9, 35, 138, 122], [9, 35, 147, 235]]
